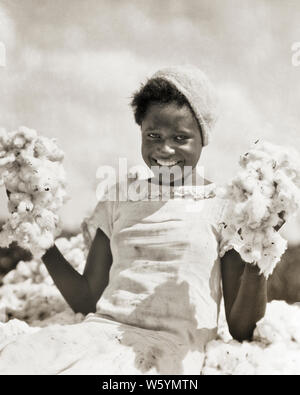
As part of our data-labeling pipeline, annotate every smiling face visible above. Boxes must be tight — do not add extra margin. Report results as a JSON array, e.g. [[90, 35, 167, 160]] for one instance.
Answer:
[[141, 102, 203, 184]]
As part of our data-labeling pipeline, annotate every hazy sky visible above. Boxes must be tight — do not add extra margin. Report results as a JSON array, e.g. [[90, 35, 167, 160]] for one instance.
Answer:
[[0, 0, 300, 240]]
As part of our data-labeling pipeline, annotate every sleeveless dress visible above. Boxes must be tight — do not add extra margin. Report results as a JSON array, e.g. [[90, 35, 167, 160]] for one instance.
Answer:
[[0, 175, 228, 375]]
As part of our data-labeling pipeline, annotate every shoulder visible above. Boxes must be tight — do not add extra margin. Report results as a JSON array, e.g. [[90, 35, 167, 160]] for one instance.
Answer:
[[205, 195, 229, 223], [194, 181, 231, 231], [95, 168, 150, 203]]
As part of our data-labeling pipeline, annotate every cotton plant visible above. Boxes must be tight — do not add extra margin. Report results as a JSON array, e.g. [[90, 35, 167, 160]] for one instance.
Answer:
[[0, 234, 85, 326], [1, 233, 300, 374], [218, 140, 300, 278], [202, 301, 300, 375], [0, 126, 68, 258]]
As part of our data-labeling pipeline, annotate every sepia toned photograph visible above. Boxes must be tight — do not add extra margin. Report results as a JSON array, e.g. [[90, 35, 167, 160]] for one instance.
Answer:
[[0, 0, 300, 377]]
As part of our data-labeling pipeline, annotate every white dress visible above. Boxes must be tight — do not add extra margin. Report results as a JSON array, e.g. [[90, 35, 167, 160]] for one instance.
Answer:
[[0, 177, 228, 375]]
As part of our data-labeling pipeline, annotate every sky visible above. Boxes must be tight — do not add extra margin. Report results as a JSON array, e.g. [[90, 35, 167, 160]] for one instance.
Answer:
[[0, 0, 300, 241]]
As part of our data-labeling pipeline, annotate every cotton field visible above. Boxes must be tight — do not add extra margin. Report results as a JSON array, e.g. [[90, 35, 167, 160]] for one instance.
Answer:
[[0, 233, 299, 375]]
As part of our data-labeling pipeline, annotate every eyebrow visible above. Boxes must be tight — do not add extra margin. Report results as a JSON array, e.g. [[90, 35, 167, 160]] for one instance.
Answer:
[[143, 127, 158, 132], [175, 130, 192, 134], [143, 127, 192, 134]]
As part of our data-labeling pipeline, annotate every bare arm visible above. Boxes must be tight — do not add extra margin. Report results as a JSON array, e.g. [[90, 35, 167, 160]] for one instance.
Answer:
[[221, 211, 286, 342], [6, 188, 113, 314], [221, 249, 267, 342], [42, 228, 112, 315]]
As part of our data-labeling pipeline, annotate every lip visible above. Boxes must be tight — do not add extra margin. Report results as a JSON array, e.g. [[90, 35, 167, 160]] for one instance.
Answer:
[[151, 157, 182, 166]]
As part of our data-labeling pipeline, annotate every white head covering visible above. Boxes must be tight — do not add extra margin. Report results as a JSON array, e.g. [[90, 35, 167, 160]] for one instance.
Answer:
[[152, 65, 218, 146]]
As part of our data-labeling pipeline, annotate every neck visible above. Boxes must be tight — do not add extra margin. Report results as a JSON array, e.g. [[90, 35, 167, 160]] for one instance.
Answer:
[[147, 167, 208, 187]]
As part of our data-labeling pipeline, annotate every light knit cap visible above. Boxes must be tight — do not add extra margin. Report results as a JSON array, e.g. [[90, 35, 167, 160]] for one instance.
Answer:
[[152, 65, 218, 146]]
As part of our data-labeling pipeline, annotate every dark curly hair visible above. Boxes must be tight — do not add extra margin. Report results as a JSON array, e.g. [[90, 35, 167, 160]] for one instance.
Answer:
[[131, 78, 196, 126]]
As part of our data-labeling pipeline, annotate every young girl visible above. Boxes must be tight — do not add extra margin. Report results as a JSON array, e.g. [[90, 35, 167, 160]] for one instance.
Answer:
[[0, 65, 271, 375]]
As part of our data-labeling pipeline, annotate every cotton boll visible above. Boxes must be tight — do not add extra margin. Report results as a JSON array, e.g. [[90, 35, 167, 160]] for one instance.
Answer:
[[276, 182, 300, 216], [18, 164, 35, 182], [0, 229, 12, 248], [28, 260, 39, 274], [0, 127, 10, 149], [54, 236, 71, 253], [44, 276, 54, 286], [38, 263, 49, 279], [241, 175, 258, 194], [246, 191, 270, 227], [9, 212, 23, 230], [37, 231, 54, 250], [32, 191, 53, 208], [225, 182, 247, 203], [260, 181, 275, 199], [47, 194, 68, 215], [250, 230, 266, 248], [7, 200, 16, 214], [25, 162, 58, 193], [203, 339, 258, 375], [35, 209, 58, 230], [259, 162, 275, 181], [238, 244, 257, 263], [218, 140, 300, 277], [267, 213, 281, 228], [0, 153, 15, 167], [3, 169, 20, 191], [17, 200, 34, 214], [202, 301, 300, 375], [34, 137, 64, 162], [256, 256, 278, 278], [16, 126, 37, 142], [9, 192, 29, 204], [233, 202, 247, 223], [254, 301, 300, 344], [0, 236, 87, 327], [16, 261, 32, 279], [0, 126, 67, 256], [64, 248, 85, 274], [12, 135, 27, 149], [262, 233, 287, 259]]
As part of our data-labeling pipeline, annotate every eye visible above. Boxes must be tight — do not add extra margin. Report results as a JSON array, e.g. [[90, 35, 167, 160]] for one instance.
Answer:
[[148, 133, 161, 139], [175, 135, 188, 142]]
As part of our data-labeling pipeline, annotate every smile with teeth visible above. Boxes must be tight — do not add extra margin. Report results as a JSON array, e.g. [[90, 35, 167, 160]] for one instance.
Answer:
[[153, 158, 181, 166]]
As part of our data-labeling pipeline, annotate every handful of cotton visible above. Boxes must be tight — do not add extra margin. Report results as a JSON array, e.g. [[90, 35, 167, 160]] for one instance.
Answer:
[[0, 126, 68, 258], [218, 140, 300, 278]]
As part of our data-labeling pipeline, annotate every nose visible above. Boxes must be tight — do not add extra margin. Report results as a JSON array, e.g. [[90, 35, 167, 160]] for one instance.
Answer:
[[158, 140, 176, 156]]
